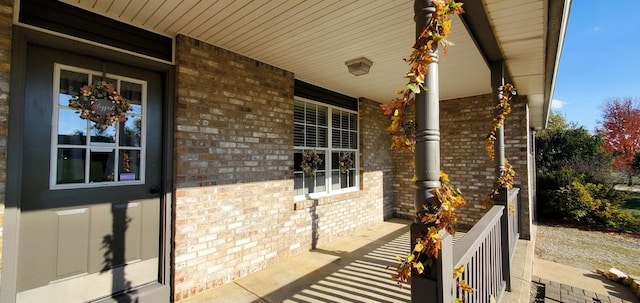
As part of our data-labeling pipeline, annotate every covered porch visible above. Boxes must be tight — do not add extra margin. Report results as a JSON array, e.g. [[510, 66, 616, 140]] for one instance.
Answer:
[[180, 217, 535, 303], [180, 217, 637, 303], [0, 0, 570, 302]]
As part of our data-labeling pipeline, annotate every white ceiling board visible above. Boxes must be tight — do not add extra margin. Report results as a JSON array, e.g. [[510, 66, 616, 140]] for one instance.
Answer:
[[58, 0, 560, 127], [485, 0, 546, 99]]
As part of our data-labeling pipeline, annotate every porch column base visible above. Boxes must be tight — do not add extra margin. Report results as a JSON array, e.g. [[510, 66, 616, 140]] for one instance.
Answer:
[[410, 223, 453, 303]]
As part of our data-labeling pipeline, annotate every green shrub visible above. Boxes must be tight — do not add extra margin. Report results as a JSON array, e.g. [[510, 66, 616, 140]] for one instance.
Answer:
[[537, 168, 592, 219], [623, 192, 640, 220], [551, 181, 639, 232]]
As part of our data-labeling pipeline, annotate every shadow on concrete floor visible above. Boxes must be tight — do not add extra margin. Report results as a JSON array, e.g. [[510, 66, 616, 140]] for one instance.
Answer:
[[182, 219, 413, 303]]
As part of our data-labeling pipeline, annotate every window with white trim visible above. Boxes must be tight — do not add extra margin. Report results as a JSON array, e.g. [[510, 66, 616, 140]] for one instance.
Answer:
[[294, 98, 358, 198], [51, 64, 146, 189]]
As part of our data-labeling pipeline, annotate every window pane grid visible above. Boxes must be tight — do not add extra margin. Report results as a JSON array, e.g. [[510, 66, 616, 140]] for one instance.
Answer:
[[331, 110, 358, 150], [349, 130, 358, 149], [52, 64, 146, 189], [294, 98, 358, 197]]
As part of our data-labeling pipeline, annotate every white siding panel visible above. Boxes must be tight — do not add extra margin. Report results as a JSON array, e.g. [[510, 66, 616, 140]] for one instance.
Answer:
[[153, 0, 201, 33], [139, 0, 181, 29], [109, 0, 132, 18], [62, 0, 560, 105], [198, 1, 269, 40]]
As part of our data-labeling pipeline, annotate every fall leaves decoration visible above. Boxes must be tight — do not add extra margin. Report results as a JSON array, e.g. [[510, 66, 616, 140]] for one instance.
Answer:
[[454, 264, 476, 295], [122, 153, 131, 173], [483, 159, 516, 207], [68, 81, 132, 130], [301, 151, 352, 176], [483, 83, 517, 207], [382, 0, 518, 299], [485, 83, 517, 160], [380, 0, 464, 153], [301, 150, 322, 176], [339, 152, 354, 174], [392, 172, 467, 286], [384, 0, 471, 295]]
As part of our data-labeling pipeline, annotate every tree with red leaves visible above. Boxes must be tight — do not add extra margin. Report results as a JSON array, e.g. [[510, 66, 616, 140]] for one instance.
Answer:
[[595, 98, 640, 185]]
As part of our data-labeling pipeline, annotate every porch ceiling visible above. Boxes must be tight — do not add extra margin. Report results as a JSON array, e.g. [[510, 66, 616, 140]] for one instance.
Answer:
[[59, 0, 568, 129]]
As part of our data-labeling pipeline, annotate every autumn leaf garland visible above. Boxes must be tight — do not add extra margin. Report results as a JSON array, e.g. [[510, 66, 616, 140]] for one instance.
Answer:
[[392, 172, 468, 288], [380, 0, 464, 153], [383, 1, 517, 299], [384, 0, 470, 294], [485, 83, 517, 160], [483, 83, 517, 207]]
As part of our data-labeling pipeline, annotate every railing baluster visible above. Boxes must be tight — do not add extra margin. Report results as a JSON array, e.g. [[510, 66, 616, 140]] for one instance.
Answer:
[[489, 229, 494, 297], [452, 206, 507, 302], [492, 227, 497, 297]]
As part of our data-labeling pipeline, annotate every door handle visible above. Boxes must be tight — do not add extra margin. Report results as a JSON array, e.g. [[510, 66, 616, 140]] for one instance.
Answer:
[[149, 185, 161, 194]]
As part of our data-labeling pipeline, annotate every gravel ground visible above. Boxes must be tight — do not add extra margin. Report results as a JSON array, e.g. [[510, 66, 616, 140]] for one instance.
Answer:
[[535, 223, 640, 277]]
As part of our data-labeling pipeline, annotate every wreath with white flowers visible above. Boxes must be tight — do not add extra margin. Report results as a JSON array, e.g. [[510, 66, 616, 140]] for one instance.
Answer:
[[68, 81, 132, 130], [339, 152, 354, 173], [301, 150, 322, 176]]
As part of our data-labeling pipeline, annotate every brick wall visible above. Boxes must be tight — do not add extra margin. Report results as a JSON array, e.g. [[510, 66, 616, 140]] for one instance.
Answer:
[[440, 94, 496, 229], [392, 93, 531, 234], [359, 98, 394, 219], [393, 149, 415, 219], [390, 106, 417, 220], [174, 35, 393, 301], [504, 96, 532, 238], [0, 0, 12, 286]]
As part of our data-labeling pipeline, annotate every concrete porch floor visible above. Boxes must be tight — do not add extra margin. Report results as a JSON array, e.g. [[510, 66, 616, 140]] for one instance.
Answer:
[[181, 218, 535, 303]]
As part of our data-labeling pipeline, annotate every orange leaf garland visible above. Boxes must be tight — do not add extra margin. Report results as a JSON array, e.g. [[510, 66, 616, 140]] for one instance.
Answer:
[[381, 0, 464, 153]]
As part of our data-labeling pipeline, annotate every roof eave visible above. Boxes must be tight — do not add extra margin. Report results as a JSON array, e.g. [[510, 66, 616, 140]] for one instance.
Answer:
[[540, 0, 572, 130]]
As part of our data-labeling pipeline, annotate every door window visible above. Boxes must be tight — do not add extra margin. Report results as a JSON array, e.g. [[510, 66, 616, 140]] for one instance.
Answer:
[[51, 64, 146, 189]]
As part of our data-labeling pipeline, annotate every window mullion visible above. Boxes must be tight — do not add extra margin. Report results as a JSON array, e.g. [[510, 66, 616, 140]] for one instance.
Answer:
[[293, 98, 358, 198], [326, 107, 332, 194], [114, 80, 122, 181], [85, 73, 93, 184], [84, 120, 90, 183]]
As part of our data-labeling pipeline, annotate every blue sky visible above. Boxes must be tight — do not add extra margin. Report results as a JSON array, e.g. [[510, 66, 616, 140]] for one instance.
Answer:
[[552, 0, 640, 132]]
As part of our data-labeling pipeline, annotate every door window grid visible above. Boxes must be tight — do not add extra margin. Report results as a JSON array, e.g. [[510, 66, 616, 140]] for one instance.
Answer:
[[294, 98, 358, 198], [50, 64, 147, 189]]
